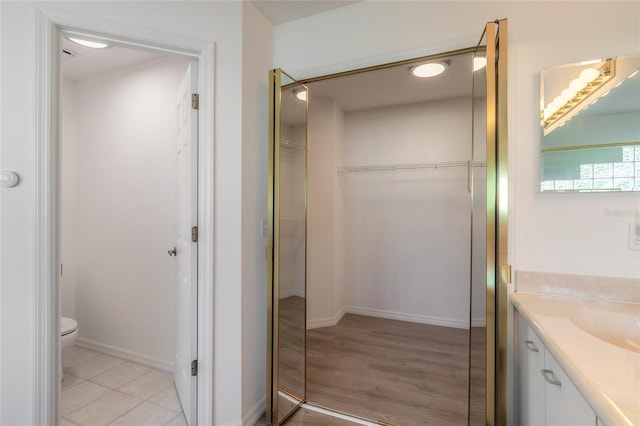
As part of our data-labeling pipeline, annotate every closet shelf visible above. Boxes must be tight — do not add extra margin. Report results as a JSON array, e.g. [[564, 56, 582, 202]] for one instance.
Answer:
[[337, 160, 486, 173]]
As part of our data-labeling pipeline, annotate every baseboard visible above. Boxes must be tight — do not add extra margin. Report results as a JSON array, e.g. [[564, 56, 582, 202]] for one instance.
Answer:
[[76, 337, 173, 372], [242, 395, 265, 426], [307, 306, 484, 330], [279, 289, 305, 300], [471, 317, 487, 327], [309, 306, 471, 330], [345, 306, 469, 329], [306, 306, 346, 329]]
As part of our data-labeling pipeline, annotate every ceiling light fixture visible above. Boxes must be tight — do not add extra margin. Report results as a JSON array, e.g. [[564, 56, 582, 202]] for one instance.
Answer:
[[411, 60, 449, 78], [295, 89, 307, 102], [541, 59, 615, 131], [473, 57, 487, 71], [68, 37, 110, 49]]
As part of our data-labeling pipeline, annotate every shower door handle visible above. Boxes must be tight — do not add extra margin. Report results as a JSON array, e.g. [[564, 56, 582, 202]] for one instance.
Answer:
[[168, 247, 177, 257]]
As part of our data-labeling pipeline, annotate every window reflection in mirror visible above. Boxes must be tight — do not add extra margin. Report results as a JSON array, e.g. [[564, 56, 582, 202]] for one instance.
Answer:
[[540, 54, 640, 193]]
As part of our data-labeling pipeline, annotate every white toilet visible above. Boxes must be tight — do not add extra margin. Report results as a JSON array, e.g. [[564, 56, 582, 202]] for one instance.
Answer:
[[61, 317, 78, 380]]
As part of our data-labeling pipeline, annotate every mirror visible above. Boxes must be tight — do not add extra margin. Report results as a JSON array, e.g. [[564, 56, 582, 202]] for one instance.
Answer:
[[470, 36, 487, 426], [540, 54, 640, 193], [275, 71, 307, 424]]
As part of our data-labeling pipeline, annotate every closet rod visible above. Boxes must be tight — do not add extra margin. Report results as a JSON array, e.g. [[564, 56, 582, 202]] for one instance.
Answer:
[[337, 160, 486, 173], [280, 138, 305, 150]]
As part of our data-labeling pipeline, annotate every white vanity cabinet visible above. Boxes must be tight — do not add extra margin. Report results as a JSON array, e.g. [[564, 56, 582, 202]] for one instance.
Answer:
[[517, 313, 597, 425]]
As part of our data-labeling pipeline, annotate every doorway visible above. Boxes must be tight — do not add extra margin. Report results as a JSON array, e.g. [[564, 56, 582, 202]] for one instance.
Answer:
[[59, 38, 198, 426], [33, 10, 215, 426], [267, 20, 509, 425]]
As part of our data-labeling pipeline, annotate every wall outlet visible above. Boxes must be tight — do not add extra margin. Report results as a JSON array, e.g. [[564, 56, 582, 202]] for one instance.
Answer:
[[629, 223, 640, 251]]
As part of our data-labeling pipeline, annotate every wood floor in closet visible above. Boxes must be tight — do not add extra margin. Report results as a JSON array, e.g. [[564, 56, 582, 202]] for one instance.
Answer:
[[306, 314, 487, 426]]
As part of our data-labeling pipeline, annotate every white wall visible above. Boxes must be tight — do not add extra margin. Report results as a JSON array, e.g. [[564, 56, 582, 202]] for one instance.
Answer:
[[240, 3, 272, 420], [342, 98, 472, 328], [61, 78, 78, 320], [63, 57, 188, 368], [0, 2, 271, 424], [307, 96, 480, 328], [273, 0, 640, 282]]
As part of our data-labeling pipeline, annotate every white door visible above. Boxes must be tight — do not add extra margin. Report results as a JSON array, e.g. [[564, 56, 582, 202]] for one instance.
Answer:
[[175, 62, 198, 425]]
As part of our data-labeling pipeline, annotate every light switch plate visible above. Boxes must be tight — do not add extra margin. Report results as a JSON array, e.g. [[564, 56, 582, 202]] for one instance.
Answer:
[[260, 217, 268, 239]]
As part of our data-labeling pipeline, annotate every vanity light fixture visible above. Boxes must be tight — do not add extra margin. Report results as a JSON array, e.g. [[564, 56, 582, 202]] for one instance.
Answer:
[[542, 59, 615, 130], [295, 89, 307, 102], [411, 60, 450, 78], [67, 37, 110, 49]]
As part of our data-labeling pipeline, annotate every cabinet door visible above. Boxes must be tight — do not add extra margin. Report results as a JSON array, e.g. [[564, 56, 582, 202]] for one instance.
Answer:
[[517, 315, 546, 426], [544, 348, 596, 426]]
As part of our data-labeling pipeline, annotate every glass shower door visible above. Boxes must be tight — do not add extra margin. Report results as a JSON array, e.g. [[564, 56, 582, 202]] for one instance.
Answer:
[[267, 69, 308, 425]]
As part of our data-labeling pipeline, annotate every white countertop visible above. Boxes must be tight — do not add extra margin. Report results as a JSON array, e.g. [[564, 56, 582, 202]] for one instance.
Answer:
[[511, 292, 640, 426]]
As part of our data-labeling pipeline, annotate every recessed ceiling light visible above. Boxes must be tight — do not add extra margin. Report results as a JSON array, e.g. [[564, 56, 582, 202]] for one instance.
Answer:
[[473, 57, 487, 71], [68, 37, 110, 49], [411, 61, 448, 78], [295, 90, 307, 101]]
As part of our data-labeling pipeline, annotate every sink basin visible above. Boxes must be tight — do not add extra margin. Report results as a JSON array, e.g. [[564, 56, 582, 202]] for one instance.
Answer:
[[570, 310, 640, 353]]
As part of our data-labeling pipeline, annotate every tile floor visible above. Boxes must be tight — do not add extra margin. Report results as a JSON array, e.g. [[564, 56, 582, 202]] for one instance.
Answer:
[[62, 346, 186, 426]]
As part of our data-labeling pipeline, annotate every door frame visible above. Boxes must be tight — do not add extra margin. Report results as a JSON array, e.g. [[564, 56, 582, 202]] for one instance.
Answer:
[[33, 9, 215, 425]]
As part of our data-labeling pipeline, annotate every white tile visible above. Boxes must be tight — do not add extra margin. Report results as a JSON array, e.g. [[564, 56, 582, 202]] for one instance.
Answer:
[[66, 391, 142, 426], [63, 347, 101, 369], [148, 385, 183, 413], [166, 413, 187, 426], [118, 370, 173, 400], [62, 373, 85, 391], [62, 381, 111, 415], [90, 362, 152, 389], [107, 402, 176, 426], [66, 354, 125, 380]]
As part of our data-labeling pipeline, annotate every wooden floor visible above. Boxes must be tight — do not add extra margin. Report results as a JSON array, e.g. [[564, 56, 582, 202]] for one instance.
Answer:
[[275, 299, 487, 425], [306, 314, 485, 425], [278, 296, 306, 398]]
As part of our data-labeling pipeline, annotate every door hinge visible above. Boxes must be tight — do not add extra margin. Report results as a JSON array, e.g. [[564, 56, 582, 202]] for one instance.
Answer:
[[191, 226, 198, 242], [191, 93, 199, 110], [191, 359, 198, 376]]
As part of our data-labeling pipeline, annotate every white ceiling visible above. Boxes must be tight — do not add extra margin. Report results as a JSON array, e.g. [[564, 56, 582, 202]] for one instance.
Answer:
[[61, 38, 165, 81], [61, 2, 359, 80], [307, 52, 481, 112], [251, 0, 362, 25], [281, 51, 485, 126]]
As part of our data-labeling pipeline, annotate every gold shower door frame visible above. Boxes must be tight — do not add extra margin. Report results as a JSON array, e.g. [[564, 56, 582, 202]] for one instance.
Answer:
[[483, 19, 509, 426], [267, 18, 509, 424], [267, 69, 308, 425]]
